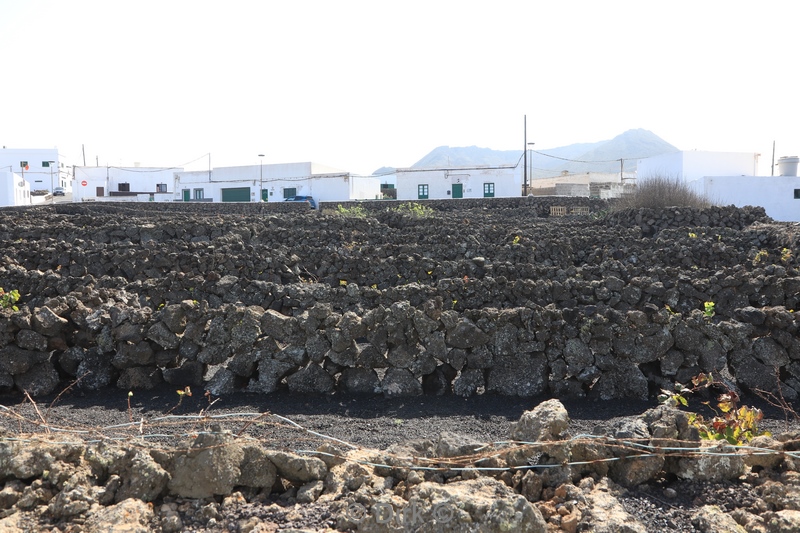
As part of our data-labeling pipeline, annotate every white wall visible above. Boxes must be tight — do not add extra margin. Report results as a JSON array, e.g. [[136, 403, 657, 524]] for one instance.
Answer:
[[0, 171, 32, 207], [530, 171, 633, 190], [349, 175, 381, 200], [638, 151, 759, 182], [396, 166, 519, 200], [73, 166, 179, 202], [690, 175, 800, 222], [0, 148, 65, 192]]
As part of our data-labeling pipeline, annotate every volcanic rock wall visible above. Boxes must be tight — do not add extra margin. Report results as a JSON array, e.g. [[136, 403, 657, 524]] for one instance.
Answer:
[[1, 201, 798, 401]]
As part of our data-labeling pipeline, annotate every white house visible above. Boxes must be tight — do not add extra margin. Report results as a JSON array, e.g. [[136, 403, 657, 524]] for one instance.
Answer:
[[637, 150, 800, 222], [173, 162, 380, 204], [393, 165, 520, 201], [0, 147, 67, 193], [530, 171, 635, 198], [0, 170, 32, 207], [72, 166, 179, 202], [691, 175, 800, 221], [637, 151, 760, 182]]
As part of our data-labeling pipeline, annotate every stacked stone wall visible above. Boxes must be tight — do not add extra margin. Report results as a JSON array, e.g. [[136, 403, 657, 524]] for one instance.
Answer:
[[1, 202, 798, 401]]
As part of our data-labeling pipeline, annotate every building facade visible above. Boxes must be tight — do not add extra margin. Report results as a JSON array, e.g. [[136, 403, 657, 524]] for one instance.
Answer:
[[173, 162, 380, 204], [393, 165, 520, 201], [637, 150, 800, 221], [0, 147, 67, 194], [0, 170, 32, 207], [70, 161, 381, 205], [72, 166, 178, 202], [637, 151, 760, 182]]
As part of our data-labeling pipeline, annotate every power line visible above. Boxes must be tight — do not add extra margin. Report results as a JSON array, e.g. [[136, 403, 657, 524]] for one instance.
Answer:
[[531, 148, 681, 164]]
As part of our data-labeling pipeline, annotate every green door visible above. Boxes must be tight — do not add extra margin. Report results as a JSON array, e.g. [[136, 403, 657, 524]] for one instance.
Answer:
[[261, 189, 269, 202], [182, 189, 190, 202], [452, 183, 463, 199], [221, 187, 251, 202]]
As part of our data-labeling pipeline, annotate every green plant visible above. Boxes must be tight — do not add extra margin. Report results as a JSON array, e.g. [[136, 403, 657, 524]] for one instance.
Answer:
[[164, 386, 193, 415], [127, 391, 134, 422], [781, 247, 793, 264], [659, 373, 770, 445], [336, 204, 368, 218], [512, 235, 521, 245], [688, 232, 697, 238], [393, 202, 434, 218], [0, 287, 20, 311], [753, 249, 769, 265], [703, 301, 715, 318]]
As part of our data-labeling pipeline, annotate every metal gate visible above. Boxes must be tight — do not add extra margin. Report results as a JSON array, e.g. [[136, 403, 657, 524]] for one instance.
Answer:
[[221, 187, 251, 202]]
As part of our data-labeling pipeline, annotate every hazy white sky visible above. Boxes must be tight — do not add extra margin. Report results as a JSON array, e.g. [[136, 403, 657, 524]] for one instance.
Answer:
[[1, 0, 798, 175]]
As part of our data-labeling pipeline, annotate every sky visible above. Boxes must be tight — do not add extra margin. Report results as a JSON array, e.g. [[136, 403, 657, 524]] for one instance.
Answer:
[[1, 0, 799, 176]]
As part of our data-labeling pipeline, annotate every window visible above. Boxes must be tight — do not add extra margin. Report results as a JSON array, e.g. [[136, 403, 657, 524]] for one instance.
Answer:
[[42, 161, 51, 167], [194, 188, 204, 200], [283, 187, 297, 199], [483, 182, 495, 198], [156, 183, 167, 193], [795, 189, 800, 199], [418, 184, 429, 199], [118, 183, 130, 192]]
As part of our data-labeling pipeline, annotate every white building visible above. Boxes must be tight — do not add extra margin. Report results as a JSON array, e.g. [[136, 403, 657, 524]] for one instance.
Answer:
[[637, 150, 800, 221], [0, 170, 32, 207], [692, 175, 800, 221], [71, 161, 380, 205], [174, 162, 380, 204], [637, 151, 760, 182], [0, 147, 68, 193], [392, 165, 520, 201], [73, 166, 178, 202], [530, 171, 635, 198]]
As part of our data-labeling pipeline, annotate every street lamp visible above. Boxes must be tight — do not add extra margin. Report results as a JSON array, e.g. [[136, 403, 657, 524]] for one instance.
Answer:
[[258, 154, 265, 202]]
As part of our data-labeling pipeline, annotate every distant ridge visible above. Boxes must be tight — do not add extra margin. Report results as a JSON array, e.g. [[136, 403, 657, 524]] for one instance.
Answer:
[[373, 129, 678, 177]]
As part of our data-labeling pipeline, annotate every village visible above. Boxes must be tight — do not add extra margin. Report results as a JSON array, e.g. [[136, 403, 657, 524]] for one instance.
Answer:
[[2, 145, 799, 222]]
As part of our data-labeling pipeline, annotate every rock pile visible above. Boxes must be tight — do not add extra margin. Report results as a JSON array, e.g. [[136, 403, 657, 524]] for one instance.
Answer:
[[1, 400, 799, 532]]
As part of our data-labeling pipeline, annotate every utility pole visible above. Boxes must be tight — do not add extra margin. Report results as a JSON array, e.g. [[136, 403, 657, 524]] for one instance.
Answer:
[[528, 142, 535, 194], [619, 158, 624, 183], [258, 154, 265, 201], [523, 115, 527, 196], [772, 141, 775, 176]]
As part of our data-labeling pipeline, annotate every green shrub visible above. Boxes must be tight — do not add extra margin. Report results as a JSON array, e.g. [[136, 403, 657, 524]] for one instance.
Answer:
[[0, 287, 20, 311], [615, 175, 712, 210], [393, 202, 434, 218], [336, 204, 368, 218], [659, 373, 769, 445]]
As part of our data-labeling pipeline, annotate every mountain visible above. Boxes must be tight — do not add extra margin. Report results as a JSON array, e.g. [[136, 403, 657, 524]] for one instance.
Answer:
[[541, 129, 679, 176], [411, 146, 523, 169], [377, 129, 678, 178]]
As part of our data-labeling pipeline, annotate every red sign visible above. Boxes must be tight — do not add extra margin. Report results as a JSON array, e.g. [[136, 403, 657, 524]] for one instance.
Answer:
[[81, 180, 88, 186]]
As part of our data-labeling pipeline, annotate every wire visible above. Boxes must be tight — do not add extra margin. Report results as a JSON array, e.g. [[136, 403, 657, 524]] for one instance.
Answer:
[[86, 153, 212, 173], [531, 148, 682, 164]]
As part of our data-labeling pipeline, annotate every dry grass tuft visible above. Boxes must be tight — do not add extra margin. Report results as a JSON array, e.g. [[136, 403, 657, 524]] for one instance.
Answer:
[[615, 175, 712, 210]]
